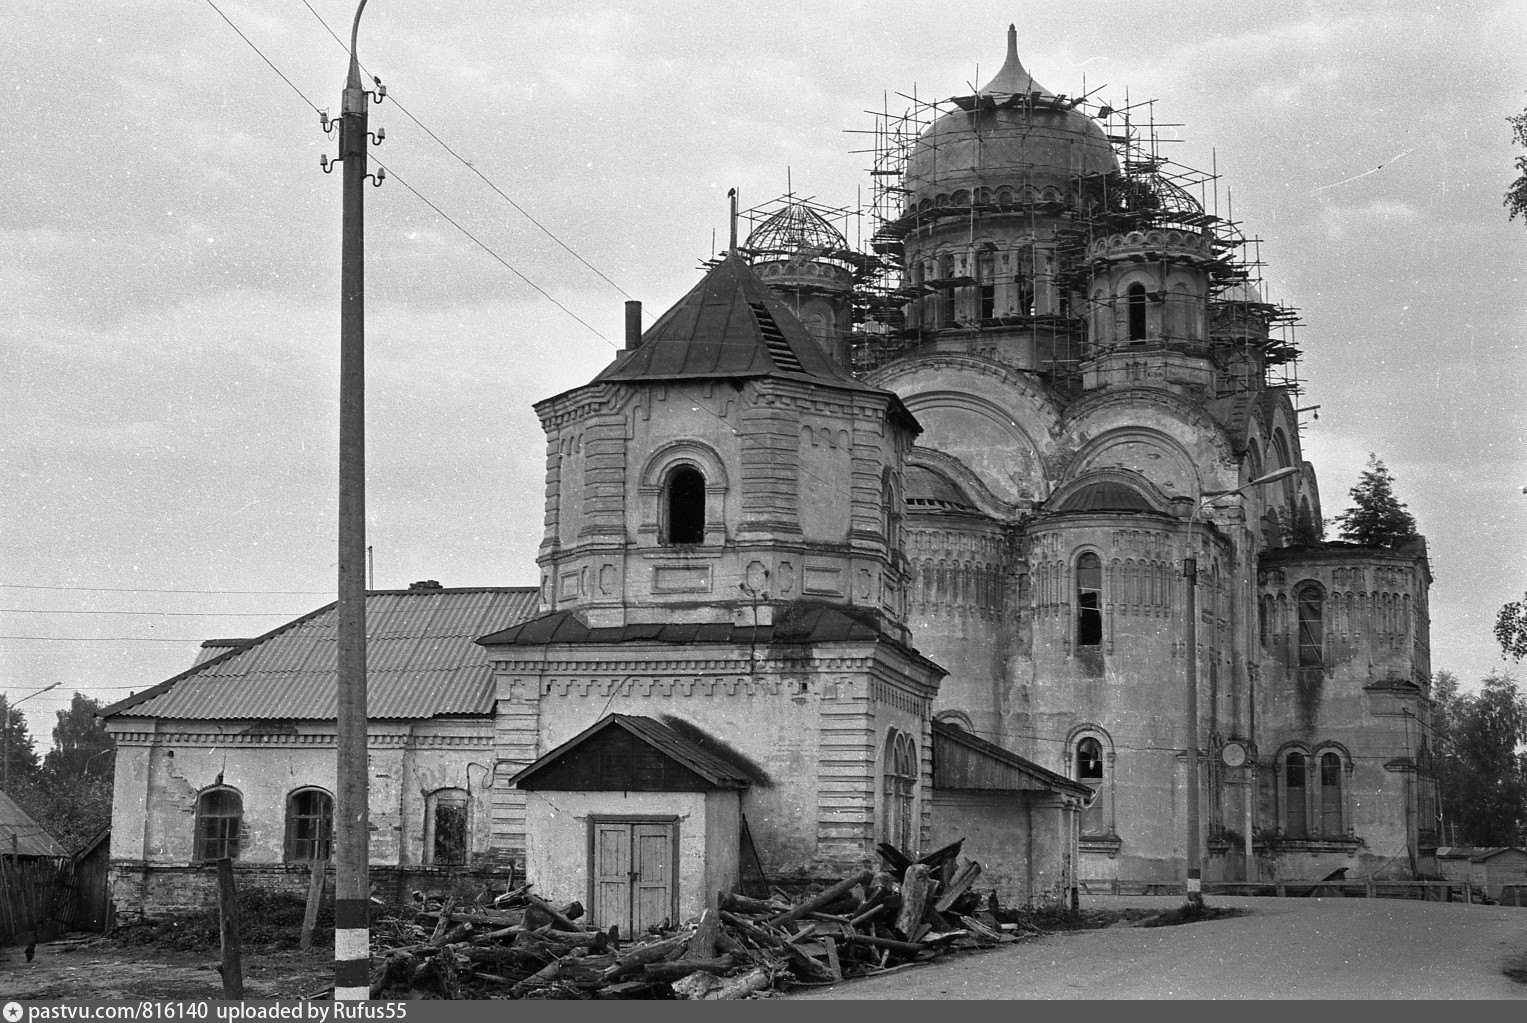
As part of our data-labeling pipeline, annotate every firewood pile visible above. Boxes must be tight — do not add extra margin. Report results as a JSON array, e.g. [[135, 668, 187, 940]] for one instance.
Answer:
[[368, 839, 1024, 1000]]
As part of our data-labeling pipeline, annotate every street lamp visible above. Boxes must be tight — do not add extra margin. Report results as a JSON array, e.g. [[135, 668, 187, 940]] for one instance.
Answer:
[[1183, 466, 1299, 904], [2, 681, 61, 790]]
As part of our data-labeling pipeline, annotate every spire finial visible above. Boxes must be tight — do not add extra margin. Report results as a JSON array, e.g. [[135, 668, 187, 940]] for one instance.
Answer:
[[1007, 23, 1018, 61]]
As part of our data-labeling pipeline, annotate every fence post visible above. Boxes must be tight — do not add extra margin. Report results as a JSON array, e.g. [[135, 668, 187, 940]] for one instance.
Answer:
[[216, 858, 244, 998], [301, 861, 327, 952]]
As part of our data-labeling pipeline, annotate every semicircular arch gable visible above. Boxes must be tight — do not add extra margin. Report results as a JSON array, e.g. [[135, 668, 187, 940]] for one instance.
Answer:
[[1065, 427, 1203, 503]]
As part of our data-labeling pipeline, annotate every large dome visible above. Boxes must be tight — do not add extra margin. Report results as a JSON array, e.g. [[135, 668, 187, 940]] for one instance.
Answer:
[[903, 26, 1118, 206]]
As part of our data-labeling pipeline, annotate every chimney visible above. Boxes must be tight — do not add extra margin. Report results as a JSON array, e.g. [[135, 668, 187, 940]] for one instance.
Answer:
[[625, 300, 642, 350]]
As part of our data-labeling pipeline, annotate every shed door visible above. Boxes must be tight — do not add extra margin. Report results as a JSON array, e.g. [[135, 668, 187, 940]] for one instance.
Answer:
[[590, 821, 676, 937]]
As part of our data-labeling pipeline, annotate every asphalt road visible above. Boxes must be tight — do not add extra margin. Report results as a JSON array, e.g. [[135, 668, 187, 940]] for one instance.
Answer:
[[790, 896, 1527, 999]]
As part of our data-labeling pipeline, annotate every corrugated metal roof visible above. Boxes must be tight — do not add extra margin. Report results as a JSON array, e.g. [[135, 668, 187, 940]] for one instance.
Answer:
[[509, 714, 752, 790], [0, 788, 69, 857], [591, 254, 879, 394], [931, 720, 1092, 796], [102, 588, 540, 721]]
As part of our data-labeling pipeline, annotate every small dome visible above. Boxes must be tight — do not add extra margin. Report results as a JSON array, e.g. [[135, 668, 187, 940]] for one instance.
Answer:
[[904, 26, 1117, 206], [1054, 480, 1153, 513], [745, 202, 849, 259], [905, 464, 979, 514]]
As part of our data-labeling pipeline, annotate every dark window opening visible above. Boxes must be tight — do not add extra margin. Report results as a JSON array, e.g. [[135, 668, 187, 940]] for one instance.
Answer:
[[285, 788, 333, 862], [1320, 752, 1343, 837], [1285, 753, 1307, 839], [195, 787, 242, 862], [1076, 738, 1104, 780], [979, 284, 995, 319], [1127, 283, 1148, 340], [433, 802, 468, 866], [1297, 584, 1324, 683], [1076, 737, 1107, 837], [1076, 552, 1103, 647], [665, 466, 705, 545]]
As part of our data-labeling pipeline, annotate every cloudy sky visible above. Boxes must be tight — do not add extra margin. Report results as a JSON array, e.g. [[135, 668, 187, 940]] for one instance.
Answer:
[[2, 0, 1523, 741]]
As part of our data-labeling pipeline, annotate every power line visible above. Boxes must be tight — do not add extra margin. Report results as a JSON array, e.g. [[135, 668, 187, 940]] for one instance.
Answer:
[[1, 584, 331, 595], [298, 0, 639, 309], [0, 636, 207, 643], [0, 609, 301, 617], [372, 157, 613, 345], [203, 0, 321, 113], [203, 0, 609, 342]]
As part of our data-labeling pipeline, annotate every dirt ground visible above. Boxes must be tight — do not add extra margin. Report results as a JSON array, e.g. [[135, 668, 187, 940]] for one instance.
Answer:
[[0, 940, 332, 1001]]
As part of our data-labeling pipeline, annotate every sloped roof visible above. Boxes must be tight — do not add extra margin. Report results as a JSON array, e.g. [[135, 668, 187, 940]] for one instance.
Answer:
[[510, 714, 753, 791], [905, 464, 980, 514], [1436, 846, 1527, 862], [592, 254, 877, 395], [101, 587, 540, 721], [0, 788, 68, 857], [932, 720, 1092, 797], [1054, 480, 1155, 514]]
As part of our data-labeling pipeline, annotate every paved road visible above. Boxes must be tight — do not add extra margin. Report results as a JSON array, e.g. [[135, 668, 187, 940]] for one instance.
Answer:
[[791, 896, 1527, 999]]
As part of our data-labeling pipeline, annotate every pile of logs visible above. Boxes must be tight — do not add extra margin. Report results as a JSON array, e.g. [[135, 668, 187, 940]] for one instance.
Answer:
[[368, 839, 1021, 1000]]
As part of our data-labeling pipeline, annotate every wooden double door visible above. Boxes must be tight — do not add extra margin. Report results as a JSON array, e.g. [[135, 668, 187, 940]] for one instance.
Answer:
[[590, 819, 678, 937]]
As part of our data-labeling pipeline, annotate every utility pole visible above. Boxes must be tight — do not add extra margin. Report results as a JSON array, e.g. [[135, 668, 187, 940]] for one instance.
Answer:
[[321, 0, 384, 1001]]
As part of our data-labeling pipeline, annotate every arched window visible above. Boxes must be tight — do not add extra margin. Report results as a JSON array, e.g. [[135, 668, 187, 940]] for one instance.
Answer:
[[285, 788, 333, 863], [1296, 583, 1325, 683], [1284, 752, 1308, 838], [1076, 737, 1106, 837], [1076, 552, 1103, 647], [425, 788, 470, 866], [1127, 282, 1148, 340], [882, 730, 917, 851], [195, 786, 242, 862], [663, 465, 705, 545], [1320, 752, 1344, 837]]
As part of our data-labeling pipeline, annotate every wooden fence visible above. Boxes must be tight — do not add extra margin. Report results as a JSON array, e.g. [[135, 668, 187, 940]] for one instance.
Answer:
[[0, 854, 80, 944], [1080, 878, 1505, 902]]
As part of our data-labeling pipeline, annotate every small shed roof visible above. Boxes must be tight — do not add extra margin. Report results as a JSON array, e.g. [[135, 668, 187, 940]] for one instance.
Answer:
[[932, 721, 1092, 797], [510, 714, 753, 791], [1436, 846, 1527, 863], [0, 788, 68, 857], [102, 587, 540, 721]]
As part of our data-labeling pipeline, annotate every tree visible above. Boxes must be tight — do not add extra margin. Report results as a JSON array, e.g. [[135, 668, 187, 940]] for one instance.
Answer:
[[1507, 107, 1527, 223], [1432, 672, 1527, 846], [41, 692, 115, 783], [1334, 454, 1419, 548], [1, 696, 42, 789], [1497, 594, 1527, 661]]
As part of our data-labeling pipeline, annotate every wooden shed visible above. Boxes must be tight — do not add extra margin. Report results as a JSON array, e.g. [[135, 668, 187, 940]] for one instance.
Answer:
[[1434, 846, 1527, 902], [510, 714, 752, 935]]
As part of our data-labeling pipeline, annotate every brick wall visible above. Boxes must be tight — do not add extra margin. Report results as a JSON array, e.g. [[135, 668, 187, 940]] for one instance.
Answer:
[[109, 861, 520, 921]]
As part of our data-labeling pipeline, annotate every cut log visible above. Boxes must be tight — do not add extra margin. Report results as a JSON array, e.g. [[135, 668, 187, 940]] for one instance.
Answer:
[[894, 864, 934, 938], [685, 909, 721, 960], [822, 935, 842, 982], [430, 922, 473, 947], [933, 860, 982, 913], [560, 900, 585, 921], [300, 861, 325, 952], [418, 908, 524, 927], [958, 914, 1011, 943], [766, 870, 874, 927], [523, 894, 589, 932], [508, 959, 563, 998], [600, 931, 689, 980], [875, 843, 913, 880], [845, 933, 928, 955], [720, 891, 788, 915], [707, 965, 774, 1000], [720, 911, 787, 948], [672, 971, 723, 1000], [642, 955, 736, 982]]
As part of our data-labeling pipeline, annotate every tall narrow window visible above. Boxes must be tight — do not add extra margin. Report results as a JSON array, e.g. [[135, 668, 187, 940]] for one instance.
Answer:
[[882, 730, 917, 851], [978, 255, 995, 319], [195, 787, 242, 862], [1076, 737, 1106, 837], [940, 257, 955, 325], [1285, 753, 1307, 838], [1296, 583, 1325, 683], [664, 466, 705, 545], [285, 788, 333, 863], [1076, 552, 1103, 647], [1320, 752, 1343, 837], [1127, 283, 1148, 340], [426, 789, 469, 866]]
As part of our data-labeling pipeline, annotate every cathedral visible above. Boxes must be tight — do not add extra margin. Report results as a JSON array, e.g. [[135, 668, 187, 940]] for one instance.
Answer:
[[103, 27, 1437, 925]]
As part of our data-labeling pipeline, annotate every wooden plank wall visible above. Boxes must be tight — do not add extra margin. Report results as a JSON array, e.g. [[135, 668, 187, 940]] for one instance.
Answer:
[[0, 854, 77, 944]]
